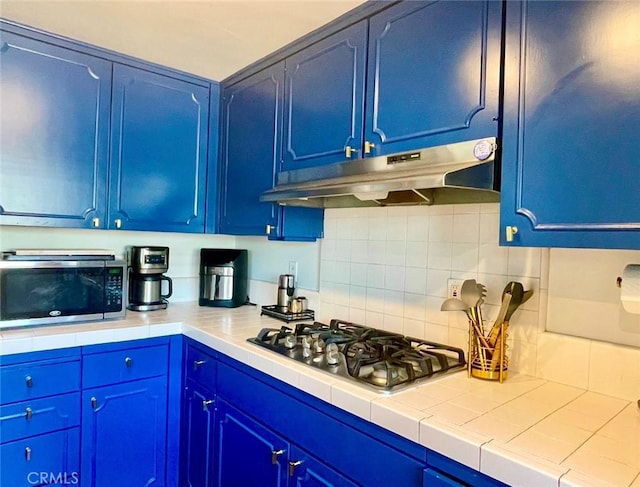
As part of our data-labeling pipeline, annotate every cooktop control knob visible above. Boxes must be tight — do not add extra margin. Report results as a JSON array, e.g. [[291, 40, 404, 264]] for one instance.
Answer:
[[301, 336, 312, 358], [283, 335, 297, 349], [313, 337, 325, 354], [326, 343, 339, 365]]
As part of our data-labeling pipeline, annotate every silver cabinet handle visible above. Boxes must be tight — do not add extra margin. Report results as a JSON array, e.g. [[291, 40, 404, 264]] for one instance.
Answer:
[[288, 460, 302, 476], [25, 447, 32, 461], [202, 399, 213, 411], [193, 359, 206, 370], [124, 356, 133, 368], [25, 375, 33, 388], [91, 397, 98, 409], [271, 449, 285, 465], [25, 407, 33, 421]]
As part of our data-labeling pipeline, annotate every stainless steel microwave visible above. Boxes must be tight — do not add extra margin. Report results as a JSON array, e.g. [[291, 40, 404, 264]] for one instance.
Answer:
[[0, 257, 127, 329]]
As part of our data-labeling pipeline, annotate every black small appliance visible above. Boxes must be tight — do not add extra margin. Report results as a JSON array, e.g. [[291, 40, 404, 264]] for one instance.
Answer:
[[199, 249, 248, 308]]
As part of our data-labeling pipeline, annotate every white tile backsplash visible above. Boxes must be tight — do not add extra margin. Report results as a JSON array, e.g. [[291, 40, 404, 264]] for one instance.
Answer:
[[320, 205, 640, 397]]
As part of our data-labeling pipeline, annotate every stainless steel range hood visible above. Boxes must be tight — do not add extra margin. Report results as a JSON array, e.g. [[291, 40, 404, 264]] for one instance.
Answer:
[[261, 138, 500, 208]]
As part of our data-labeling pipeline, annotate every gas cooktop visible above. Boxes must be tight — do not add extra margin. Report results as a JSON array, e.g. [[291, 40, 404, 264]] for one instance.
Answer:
[[247, 319, 466, 393]]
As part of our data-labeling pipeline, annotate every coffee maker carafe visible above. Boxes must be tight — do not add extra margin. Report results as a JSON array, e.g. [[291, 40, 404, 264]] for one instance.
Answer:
[[127, 246, 172, 312]]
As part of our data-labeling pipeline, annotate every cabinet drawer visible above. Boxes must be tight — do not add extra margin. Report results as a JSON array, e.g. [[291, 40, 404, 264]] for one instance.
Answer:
[[0, 359, 80, 405], [0, 392, 80, 443], [185, 344, 216, 391], [0, 427, 80, 487], [82, 344, 168, 388]]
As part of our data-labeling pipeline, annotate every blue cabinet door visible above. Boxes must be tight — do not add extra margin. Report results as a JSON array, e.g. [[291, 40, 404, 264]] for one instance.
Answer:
[[423, 467, 464, 487], [219, 63, 323, 240], [365, 0, 502, 157], [0, 428, 80, 487], [0, 30, 110, 228], [282, 21, 367, 171], [500, 1, 640, 250], [216, 398, 289, 487], [182, 384, 215, 487], [109, 64, 209, 233], [288, 445, 357, 487], [81, 376, 168, 487], [219, 63, 282, 236]]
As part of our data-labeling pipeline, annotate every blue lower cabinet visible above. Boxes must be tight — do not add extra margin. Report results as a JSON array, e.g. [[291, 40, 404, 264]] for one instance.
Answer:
[[426, 451, 507, 487], [289, 445, 357, 487], [216, 398, 289, 487], [0, 427, 80, 487], [182, 384, 216, 487], [0, 392, 80, 443], [423, 467, 464, 487], [0, 357, 81, 404], [80, 376, 168, 487], [216, 358, 425, 487]]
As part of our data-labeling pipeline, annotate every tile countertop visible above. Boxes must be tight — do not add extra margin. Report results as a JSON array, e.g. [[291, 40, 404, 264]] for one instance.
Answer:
[[1, 303, 639, 487]]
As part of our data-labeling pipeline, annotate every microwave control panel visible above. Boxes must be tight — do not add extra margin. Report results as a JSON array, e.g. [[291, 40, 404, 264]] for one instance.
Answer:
[[105, 266, 124, 311]]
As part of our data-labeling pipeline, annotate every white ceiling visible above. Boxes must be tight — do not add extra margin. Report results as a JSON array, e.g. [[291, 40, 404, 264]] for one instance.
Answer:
[[0, 1, 365, 81]]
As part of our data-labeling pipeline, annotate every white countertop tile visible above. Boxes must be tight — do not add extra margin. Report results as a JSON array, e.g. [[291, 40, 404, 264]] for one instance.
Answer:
[[330, 381, 377, 420], [481, 440, 569, 487], [1, 335, 34, 355], [419, 417, 489, 470], [560, 470, 622, 487], [370, 397, 429, 443], [2, 302, 638, 487], [562, 445, 639, 487], [297, 368, 336, 403], [75, 328, 116, 346]]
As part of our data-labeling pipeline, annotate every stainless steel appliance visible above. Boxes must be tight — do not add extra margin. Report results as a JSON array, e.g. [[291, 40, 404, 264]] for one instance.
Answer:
[[0, 250, 126, 328], [277, 274, 295, 311], [127, 246, 172, 312], [199, 249, 248, 308], [261, 138, 500, 208], [248, 319, 466, 393]]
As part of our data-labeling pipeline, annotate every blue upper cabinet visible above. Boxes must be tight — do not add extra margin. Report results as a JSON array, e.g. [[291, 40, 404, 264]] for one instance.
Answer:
[[219, 62, 323, 240], [279, 1, 502, 171], [282, 21, 367, 171], [500, 1, 640, 250], [109, 64, 210, 233], [219, 63, 283, 236], [0, 30, 111, 228], [365, 0, 502, 156]]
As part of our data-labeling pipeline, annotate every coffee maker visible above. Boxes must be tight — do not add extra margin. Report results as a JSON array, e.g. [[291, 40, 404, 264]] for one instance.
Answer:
[[199, 249, 248, 308], [127, 246, 172, 312], [277, 274, 295, 311]]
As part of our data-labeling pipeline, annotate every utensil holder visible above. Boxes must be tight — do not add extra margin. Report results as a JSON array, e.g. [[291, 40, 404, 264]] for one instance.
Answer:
[[468, 320, 509, 383]]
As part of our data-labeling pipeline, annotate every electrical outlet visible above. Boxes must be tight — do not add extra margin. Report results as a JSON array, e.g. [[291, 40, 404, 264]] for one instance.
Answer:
[[448, 279, 463, 299], [288, 261, 298, 283]]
